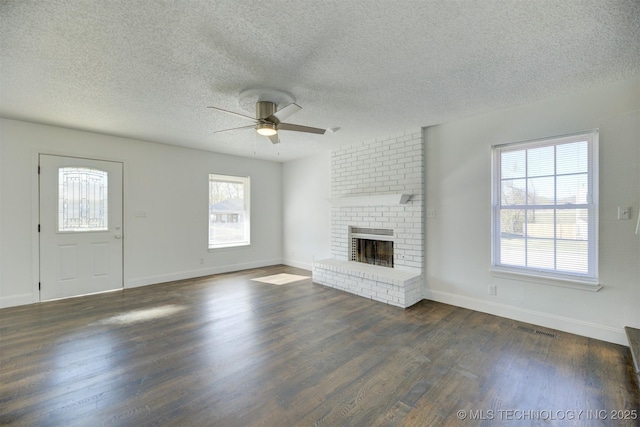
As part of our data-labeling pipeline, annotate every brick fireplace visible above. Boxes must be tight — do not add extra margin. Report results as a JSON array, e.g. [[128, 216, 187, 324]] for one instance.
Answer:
[[313, 130, 424, 308]]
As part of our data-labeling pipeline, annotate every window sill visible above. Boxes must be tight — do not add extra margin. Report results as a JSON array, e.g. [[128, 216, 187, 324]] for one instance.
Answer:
[[490, 267, 602, 292], [208, 242, 250, 251]]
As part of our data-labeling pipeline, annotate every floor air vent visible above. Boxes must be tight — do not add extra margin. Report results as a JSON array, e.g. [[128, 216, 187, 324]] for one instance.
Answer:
[[534, 329, 557, 338], [516, 325, 557, 339]]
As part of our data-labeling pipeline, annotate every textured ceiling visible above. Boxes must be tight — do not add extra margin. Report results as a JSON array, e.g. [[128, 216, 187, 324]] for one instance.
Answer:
[[1, 0, 639, 161]]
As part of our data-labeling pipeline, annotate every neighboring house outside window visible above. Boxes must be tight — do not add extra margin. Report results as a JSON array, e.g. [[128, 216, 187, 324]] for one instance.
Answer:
[[491, 130, 599, 285], [209, 174, 250, 248]]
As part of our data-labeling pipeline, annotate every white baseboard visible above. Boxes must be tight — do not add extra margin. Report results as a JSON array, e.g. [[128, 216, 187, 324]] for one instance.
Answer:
[[282, 258, 313, 271], [424, 289, 626, 345], [126, 258, 283, 288], [0, 293, 35, 308]]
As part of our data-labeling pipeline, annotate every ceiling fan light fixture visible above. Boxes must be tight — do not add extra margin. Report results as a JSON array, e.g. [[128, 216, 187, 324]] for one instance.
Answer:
[[256, 122, 277, 136]]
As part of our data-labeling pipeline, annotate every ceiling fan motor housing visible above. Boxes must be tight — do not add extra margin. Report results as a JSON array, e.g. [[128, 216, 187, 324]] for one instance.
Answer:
[[256, 101, 278, 121]]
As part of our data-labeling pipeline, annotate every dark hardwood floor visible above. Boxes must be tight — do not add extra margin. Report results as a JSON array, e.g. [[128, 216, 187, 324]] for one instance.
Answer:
[[1, 265, 638, 426]]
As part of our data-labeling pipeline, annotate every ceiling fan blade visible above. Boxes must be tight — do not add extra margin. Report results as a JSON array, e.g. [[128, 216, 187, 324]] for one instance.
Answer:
[[212, 124, 256, 134], [207, 106, 257, 122], [278, 123, 326, 134], [268, 134, 280, 144], [269, 103, 301, 123]]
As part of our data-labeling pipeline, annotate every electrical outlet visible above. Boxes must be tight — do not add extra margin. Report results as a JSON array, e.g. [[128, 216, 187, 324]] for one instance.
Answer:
[[200, 258, 205, 265], [618, 206, 631, 220], [489, 284, 497, 296], [426, 208, 436, 218]]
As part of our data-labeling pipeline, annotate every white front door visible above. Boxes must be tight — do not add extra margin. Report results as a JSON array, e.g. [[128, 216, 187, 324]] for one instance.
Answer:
[[39, 155, 123, 300]]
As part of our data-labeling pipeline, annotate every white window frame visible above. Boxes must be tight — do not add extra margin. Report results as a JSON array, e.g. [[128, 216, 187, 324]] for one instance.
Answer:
[[208, 174, 250, 249], [491, 130, 599, 286]]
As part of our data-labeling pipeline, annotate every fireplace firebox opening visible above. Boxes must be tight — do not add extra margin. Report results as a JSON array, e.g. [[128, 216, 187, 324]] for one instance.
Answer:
[[350, 227, 394, 268]]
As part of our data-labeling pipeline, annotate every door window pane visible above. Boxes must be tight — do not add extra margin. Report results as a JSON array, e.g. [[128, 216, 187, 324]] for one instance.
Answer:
[[58, 167, 108, 232]]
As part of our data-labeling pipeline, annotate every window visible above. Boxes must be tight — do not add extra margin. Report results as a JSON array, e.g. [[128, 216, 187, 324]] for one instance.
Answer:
[[58, 167, 108, 232], [208, 174, 250, 248], [491, 130, 598, 284]]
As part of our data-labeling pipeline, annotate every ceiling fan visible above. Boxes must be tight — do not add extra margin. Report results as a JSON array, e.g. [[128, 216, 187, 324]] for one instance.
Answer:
[[207, 101, 326, 144]]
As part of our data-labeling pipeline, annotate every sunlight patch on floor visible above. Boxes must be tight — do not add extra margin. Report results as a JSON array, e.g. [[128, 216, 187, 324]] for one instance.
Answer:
[[252, 273, 310, 286], [94, 304, 186, 325]]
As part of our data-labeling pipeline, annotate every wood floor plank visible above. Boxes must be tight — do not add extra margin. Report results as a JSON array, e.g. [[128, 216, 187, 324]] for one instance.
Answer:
[[1, 265, 638, 426]]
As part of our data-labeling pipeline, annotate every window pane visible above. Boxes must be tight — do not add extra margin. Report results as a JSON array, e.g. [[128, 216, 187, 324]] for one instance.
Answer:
[[557, 174, 588, 204], [526, 209, 554, 238], [501, 150, 526, 179], [557, 239, 588, 273], [501, 208, 525, 237], [209, 175, 249, 247], [527, 177, 554, 205], [500, 236, 525, 267], [524, 207, 553, 268], [501, 179, 526, 206], [527, 145, 554, 177], [526, 238, 554, 270], [557, 141, 588, 175], [557, 209, 589, 240], [58, 167, 108, 232]]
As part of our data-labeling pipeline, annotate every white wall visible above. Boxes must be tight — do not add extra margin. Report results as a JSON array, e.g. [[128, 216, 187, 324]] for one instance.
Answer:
[[0, 119, 283, 307], [282, 151, 332, 269], [424, 77, 640, 345]]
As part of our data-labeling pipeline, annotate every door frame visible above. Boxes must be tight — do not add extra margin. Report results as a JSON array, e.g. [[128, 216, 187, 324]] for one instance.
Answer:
[[32, 151, 125, 302]]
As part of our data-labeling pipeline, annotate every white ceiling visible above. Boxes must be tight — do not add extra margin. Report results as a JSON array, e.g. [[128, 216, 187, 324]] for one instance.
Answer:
[[1, 1, 639, 162]]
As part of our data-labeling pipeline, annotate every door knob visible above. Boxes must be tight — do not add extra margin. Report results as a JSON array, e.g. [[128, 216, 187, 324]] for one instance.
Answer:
[[114, 235, 122, 239]]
